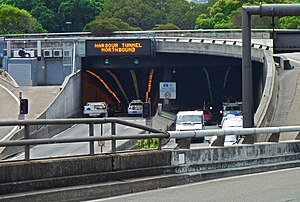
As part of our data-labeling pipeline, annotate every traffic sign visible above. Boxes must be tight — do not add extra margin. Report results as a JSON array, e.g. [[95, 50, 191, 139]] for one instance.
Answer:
[[164, 92, 171, 99], [159, 82, 176, 99], [98, 141, 105, 147]]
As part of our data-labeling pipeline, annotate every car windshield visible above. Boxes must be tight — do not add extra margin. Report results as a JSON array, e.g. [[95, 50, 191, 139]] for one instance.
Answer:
[[176, 115, 203, 124], [225, 106, 242, 111]]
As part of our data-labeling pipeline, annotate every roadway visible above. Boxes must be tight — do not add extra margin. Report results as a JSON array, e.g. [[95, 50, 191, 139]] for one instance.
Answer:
[[91, 167, 300, 202], [272, 52, 300, 140]]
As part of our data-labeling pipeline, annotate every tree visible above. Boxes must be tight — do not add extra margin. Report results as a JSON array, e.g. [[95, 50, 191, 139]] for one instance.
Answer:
[[195, 14, 213, 29], [83, 17, 141, 36], [58, 0, 102, 32], [279, 16, 300, 29], [152, 23, 180, 30], [100, 0, 209, 30], [0, 0, 104, 32], [0, 4, 43, 34], [195, 0, 293, 29]]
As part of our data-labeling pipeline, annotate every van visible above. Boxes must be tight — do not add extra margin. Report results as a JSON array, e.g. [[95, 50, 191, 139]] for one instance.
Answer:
[[175, 111, 205, 143]]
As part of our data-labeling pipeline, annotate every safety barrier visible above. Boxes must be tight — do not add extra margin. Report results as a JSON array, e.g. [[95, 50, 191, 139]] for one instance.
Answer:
[[1, 117, 300, 161], [0, 118, 168, 161]]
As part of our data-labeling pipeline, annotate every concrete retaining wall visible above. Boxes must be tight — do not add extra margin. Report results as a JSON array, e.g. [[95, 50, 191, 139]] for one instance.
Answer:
[[38, 70, 82, 119], [0, 150, 171, 184], [255, 50, 279, 129], [0, 71, 82, 159], [171, 141, 300, 166], [1, 141, 299, 197]]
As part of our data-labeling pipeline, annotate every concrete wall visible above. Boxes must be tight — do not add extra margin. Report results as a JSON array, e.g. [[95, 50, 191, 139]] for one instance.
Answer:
[[0, 150, 171, 184], [38, 70, 82, 119], [1, 141, 299, 195], [171, 141, 300, 166], [0, 71, 82, 159], [254, 50, 279, 129]]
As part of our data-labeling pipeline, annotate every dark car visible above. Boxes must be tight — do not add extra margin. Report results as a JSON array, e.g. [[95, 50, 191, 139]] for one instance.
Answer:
[[108, 103, 127, 117], [195, 109, 213, 125]]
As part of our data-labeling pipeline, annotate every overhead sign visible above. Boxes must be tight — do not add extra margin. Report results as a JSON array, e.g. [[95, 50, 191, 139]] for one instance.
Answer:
[[273, 30, 300, 53], [159, 82, 176, 99], [86, 39, 155, 56]]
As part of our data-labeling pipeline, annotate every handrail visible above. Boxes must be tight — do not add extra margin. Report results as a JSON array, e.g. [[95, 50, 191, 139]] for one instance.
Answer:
[[1, 117, 300, 161], [168, 126, 300, 138], [0, 118, 168, 161]]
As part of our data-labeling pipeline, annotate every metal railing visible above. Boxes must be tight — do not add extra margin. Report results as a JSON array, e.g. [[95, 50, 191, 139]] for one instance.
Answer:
[[1, 117, 300, 161], [0, 118, 168, 161], [168, 126, 300, 143]]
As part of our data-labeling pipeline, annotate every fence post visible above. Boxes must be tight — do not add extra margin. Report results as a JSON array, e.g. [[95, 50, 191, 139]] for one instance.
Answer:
[[89, 123, 94, 155], [111, 122, 116, 153], [24, 124, 30, 160], [158, 138, 162, 150]]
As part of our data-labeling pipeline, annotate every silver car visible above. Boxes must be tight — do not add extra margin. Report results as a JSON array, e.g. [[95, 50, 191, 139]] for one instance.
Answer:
[[127, 100, 143, 116]]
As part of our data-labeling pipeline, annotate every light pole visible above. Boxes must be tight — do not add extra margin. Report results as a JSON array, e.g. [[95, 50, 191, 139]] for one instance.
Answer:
[[65, 21, 72, 32]]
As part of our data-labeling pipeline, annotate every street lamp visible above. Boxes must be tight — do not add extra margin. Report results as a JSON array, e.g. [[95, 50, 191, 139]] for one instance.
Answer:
[[65, 21, 72, 32]]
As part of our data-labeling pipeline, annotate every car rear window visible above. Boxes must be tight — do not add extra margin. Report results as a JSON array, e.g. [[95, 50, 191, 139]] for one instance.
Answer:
[[130, 103, 142, 106]]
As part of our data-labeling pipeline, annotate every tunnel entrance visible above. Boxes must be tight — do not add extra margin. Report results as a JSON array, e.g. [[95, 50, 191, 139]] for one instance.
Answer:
[[82, 53, 263, 122]]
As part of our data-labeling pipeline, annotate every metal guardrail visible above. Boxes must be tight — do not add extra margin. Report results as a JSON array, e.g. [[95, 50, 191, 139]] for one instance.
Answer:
[[1, 117, 300, 161], [168, 126, 300, 140], [0, 118, 168, 161]]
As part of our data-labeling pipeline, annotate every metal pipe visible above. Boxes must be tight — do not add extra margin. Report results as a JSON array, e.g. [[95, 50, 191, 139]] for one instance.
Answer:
[[0, 126, 299, 147], [241, 4, 300, 140], [0, 133, 168, 147], [0, 118, 164, 134], [89, 123, 94, 155], [244, 4, 300, 16], [111, 122, 116, 153], [242, 7, 255, 134], [24, 124, 30, 160]]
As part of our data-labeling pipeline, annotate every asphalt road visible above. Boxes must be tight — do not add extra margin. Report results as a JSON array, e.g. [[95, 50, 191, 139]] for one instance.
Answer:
[[91, 167, 300, 202]]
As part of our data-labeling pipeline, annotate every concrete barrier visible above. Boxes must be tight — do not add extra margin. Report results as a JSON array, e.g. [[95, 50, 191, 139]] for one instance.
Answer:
[[1, 141, 300, 201]]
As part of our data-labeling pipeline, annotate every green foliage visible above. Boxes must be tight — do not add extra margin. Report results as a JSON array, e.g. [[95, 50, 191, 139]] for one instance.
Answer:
[[0, 4, 43, 34], [135, 138, 159, 150], [195, 0, 296, 29], [0, 0, 104, 32], [152, 23, 180, 30], [279, 16, 300, 29], [100, 0, 209, 30], [83, 17, 141, 36]]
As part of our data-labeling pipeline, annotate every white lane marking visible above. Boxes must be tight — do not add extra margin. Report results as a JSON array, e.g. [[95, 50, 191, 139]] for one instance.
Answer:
[[0, 83, 19, 104], [0, 83, 20, 142], [286, 57, 300, 64]]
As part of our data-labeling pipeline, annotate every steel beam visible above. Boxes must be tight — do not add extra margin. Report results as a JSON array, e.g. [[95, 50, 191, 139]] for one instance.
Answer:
[[242, 4, 300, 144]]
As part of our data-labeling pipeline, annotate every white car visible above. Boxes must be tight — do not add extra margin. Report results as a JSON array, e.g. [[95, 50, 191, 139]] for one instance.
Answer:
[[175, 110, 205, 143], [222, 115, 243, 145], [83, 102, 108, 117], [210, 115, 243, 146], [127, 100, 143, 116]]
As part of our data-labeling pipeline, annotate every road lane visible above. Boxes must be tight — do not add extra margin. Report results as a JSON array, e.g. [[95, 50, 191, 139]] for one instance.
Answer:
[[91, 167, 300, 202]]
